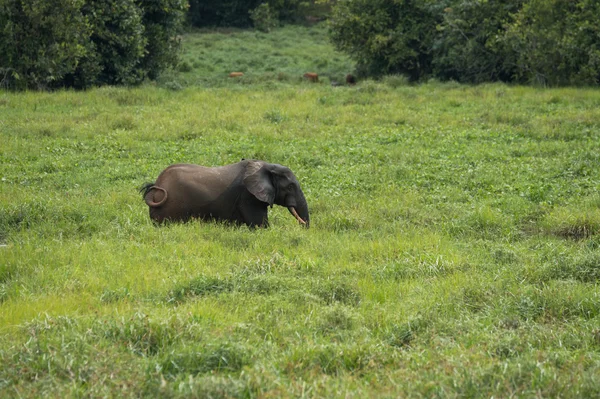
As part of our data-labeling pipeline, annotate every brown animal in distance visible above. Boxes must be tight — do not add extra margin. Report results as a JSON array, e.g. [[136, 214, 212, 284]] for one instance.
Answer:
[[229, 72, 244, 78], [303, 72, 319, 83], [345, 74, 357, 85]]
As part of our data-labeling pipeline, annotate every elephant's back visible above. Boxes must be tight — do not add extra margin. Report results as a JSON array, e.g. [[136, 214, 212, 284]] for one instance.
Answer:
[[154, 163, 241, 207], [156, 163, 240, 186], [156, 163, 209, 178]]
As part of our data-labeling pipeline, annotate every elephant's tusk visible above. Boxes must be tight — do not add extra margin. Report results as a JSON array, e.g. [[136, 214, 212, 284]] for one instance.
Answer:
[[289, 207, 307, 225]]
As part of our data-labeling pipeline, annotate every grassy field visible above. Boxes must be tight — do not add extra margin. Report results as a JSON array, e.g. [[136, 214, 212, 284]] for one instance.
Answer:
[[1, 25, 600, 397], [158, 24, 355, 88]]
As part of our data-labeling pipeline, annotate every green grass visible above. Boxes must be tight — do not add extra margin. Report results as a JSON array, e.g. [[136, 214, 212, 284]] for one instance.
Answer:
[[1, 26, 600, 397], [158, 23, 355, 88]]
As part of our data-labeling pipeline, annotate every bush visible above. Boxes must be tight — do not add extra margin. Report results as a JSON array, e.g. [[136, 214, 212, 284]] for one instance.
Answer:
[[137, 0, 188, 81], [0, 0, 186, 90], [80, 0, 147, 86], [329, 0, 600, 86], [266, 0, 315, 23], [431, 0, 524, 84], [188, 0, 262, 28], [250, 3, 278, 32], [187, 0, 323, 28], [328, 0, 441, 80], [500, 0, 600, 86], [0, 0, 90, 90]]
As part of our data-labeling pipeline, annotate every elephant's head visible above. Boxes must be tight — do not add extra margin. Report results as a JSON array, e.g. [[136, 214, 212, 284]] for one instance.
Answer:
[[243, 160, 310, 227]]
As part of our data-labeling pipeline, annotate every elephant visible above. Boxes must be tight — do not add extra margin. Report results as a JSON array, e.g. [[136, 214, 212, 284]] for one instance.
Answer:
[[140, 160, 309, 228]]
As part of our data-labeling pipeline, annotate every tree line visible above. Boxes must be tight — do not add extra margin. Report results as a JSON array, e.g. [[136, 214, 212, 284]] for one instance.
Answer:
[[329, 0, 600, 86], [187, 0, 326, 28], [1, 0, 598, 90]]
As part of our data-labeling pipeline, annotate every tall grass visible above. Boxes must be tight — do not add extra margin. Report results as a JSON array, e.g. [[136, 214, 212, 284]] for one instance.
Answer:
[[1, 26, 600, 397]]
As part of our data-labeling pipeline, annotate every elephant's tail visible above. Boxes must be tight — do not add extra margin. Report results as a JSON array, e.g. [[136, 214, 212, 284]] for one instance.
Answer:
[[139, 182, 155, 198], [140, 182, 168, 207]]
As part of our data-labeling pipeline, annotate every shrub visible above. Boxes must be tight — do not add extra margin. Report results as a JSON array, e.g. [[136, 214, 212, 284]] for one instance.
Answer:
[[328, 0, 441, 80], [177, 60, 193, 72], [500, 0, 600, 86], [250, 3, 278, 33], [0, 0, 186, 90], [187, 0, 262, 28], [0, 0, 90, 90], [138, 0, 187, 80], [329, 0, 600, 85], [266, 0, 316, 23], [187, 1, 326, 28], [431, 0, 524, 84], [79, 0, 147, 86]]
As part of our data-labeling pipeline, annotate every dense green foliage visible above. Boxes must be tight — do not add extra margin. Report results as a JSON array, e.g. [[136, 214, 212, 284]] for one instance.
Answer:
[[432, 0, 524, 83], [329, 0, 600, 85], [329, 0, 441, 80], [2, 26, 600, 396], [249, 3, 279, 33], [141, 0, 191, 80], [501, 0, 600, 86], [187, 0, 324, 28], [0, 0, 91, 90], [79, 0, 147, 86], [188, 0, 262, 27], [0, 0, 186, 90]]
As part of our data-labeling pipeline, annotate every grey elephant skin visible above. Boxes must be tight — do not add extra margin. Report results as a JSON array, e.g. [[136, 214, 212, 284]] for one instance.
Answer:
[[140, 160, 309, 228]]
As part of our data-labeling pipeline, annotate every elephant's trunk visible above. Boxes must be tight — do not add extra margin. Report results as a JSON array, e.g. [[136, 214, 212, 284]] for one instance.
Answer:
[[289, 190, 309, 228]]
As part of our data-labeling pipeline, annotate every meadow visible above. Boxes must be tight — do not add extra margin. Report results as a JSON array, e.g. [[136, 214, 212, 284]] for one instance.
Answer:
[[159, 24, 355, 88], [1, 25, 600, 398]]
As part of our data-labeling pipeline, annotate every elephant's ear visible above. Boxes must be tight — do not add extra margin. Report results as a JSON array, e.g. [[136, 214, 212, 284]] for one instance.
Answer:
[[243, 161, 275, 205]]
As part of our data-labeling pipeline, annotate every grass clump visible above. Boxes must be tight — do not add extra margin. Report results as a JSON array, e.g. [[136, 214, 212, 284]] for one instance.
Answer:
[[311, 278, 361, 306], [373, 253, 462, 281], [316, 305, 358, 334], [149, 375, 251, 398], [537, 252, 600, 284], [382, 74, 410, 88], [157, 342, 253, 377], [542, 206, 600, 240], [100, 313, 177, 356], [283, 343, 382, 376], [167, 274, 286, 303], [385, 317, 428, 349]]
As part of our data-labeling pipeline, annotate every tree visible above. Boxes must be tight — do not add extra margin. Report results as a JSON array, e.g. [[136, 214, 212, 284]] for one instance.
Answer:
[[328, 0, 600, 86], [0, 0, 90, 90], [0, 0, 187, 90], [500, 0, 600, 86], [188, 0, 262, 28], [328, 0, 441, 80], [431, 0, 524, 84], [138, 0, 187, 80]]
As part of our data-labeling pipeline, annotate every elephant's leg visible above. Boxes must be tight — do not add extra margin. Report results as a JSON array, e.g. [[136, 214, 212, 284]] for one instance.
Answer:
[[239, 191, 269, 228]]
